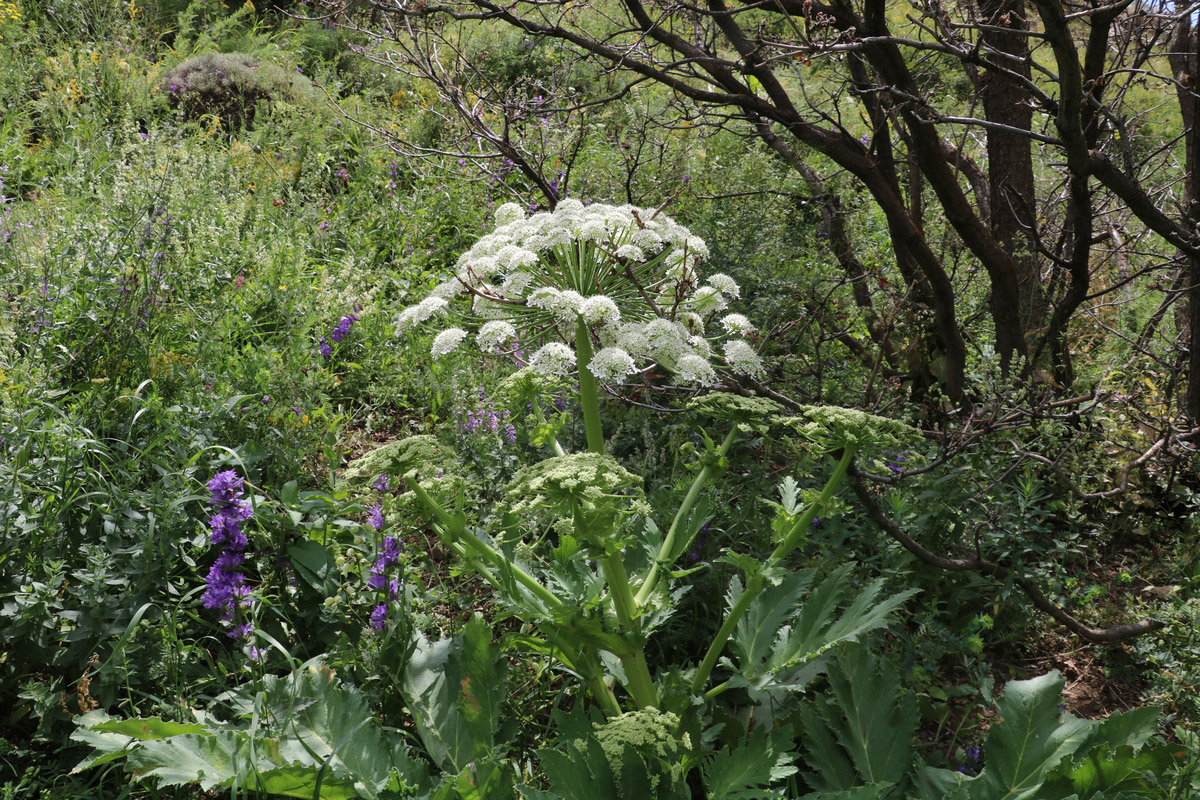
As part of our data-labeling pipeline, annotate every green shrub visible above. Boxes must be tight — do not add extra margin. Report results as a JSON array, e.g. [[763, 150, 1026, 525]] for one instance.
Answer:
[[160, 51, 308, 128]]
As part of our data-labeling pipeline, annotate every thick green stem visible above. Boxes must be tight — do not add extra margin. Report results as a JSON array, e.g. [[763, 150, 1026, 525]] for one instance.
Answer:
[[635, 426, 740, 606], [530, 397, 567, 457], [560, 639, 623, 717], [404, 475, 563, 609], [689, 445, 858, 694], [574, 319, 606, 455], [600, 553, 660, 709], [769, 445, 857, 562]]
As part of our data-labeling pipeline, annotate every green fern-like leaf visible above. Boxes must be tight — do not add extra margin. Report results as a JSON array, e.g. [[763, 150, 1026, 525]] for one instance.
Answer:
[[703, 723, 799, 800], [798, 646, 918, 795]]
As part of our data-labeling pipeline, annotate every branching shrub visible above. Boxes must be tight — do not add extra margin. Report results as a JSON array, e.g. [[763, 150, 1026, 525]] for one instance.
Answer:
[[160, 52, 306, 128]]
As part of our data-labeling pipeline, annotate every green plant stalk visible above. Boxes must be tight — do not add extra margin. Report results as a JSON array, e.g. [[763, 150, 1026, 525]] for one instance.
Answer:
[[634, 426, 740, 606], [574, 319, 606, 455], [403, 475, 563, 610], [530, 396, 567, 457], [564, 638, 624, 717], [769, 445, 857, 561], [444, 504, 623, 716], [689, 445, 858, 694], [599, 552, 660, 709], [573, 319, 658, 704]]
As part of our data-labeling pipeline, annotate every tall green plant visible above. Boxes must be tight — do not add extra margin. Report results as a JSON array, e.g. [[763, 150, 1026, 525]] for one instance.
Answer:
[[391, 199, 919, 792]]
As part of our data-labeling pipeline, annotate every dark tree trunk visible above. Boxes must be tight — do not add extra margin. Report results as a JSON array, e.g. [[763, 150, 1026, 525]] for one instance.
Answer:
[[978, 0, 1044, 368]]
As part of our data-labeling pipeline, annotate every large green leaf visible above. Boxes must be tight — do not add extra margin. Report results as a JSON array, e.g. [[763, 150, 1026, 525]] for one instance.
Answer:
[[727, 564, 916, 699], [798, 646, 918, 794], [732, 569, 817, 671], [703, 723, 799, 800], [127, 731, 259, 791], [920, 671, 1161, 800], [403, 614, 507, 774], [1041, 744, 1174, 799]]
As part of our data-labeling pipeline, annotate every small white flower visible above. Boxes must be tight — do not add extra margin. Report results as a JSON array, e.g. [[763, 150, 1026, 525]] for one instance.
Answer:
[[501, 271, 533, 297], [431, 328, 468, 358], [466, 256, 500, 278], [688, 286, 729, 315], [588, 347, 637, 382], [631, 228, 665, 253], [495, 202, 526, 227], [724, 339, 765, 377], [674, 354, 718, 385], [430, 277, 464, 300], [528, 287, 563, 312], [616, 244, 645, 262], [705, 273, 741, 300], [477, 320, 517, 351], [616, 323, 650, 356], [580, 295, 621, 325], [395, 296, 449, 332], [720, 313, 755, 335], [580, 220, 609, 243], [688, 335, 712, 359], [684, 235, 710, 260], [556, 198, 585, 214], [496, 245, 539, 270], [530, 342, 577, 376], [644, 318, 690, 362], [679, 312, 705, 335]]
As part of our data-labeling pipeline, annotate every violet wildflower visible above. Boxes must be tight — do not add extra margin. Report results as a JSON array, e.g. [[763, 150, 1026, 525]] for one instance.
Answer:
[[319, 337, 332, 358], [373, 473, 390, 492], [330, 313, 359, 343], [201, 470, 255, 642], [368, 504, 385, 531], [366, 534, 402, 631], [503, 422, 517, 445], [370, 604, 388, 631]]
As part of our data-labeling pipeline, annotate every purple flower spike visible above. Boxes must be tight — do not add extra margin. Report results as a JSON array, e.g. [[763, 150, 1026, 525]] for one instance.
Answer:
[[368, 504, 385, 531], [370, 604, 388, 631]]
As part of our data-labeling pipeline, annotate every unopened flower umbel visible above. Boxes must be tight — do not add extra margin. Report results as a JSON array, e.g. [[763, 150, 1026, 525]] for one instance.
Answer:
[[395, 200, 761, 389]]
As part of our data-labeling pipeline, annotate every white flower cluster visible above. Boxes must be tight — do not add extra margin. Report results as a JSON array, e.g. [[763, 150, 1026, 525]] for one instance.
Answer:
[[396, 200, 765, 383]]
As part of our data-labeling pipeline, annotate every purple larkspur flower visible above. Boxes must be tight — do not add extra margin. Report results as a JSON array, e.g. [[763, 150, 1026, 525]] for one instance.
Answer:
[[368, 504, 385, 531], [370, 604, 388, 631], [381, 535, 401, 565], [330, 313, 358, 343], [373, 473, 390, 492], [503, 423, 517, 445], [319, 337, 332, 358], [203, 471, 255, 642]]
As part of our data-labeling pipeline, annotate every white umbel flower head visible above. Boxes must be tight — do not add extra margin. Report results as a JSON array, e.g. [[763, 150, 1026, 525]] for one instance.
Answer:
[[705, 273, 741, 300], [688, 286, 729, 316], [431, 328, 468, 359], [674, 354, 719, 385], [477, 320, 517, 351], [497, 245, 539, 271], [720, 313, 755, 335], [580, 295, 621, 326], [530, 342, 577, 376], [723, 339, 765, 377], [616, 244, 645, 262], [395, 296, 450, 332], [495, 202, 526, 227], [616, 323, 650, 356], [588, 347, 637, 382], [644, 318, 690, 362]]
